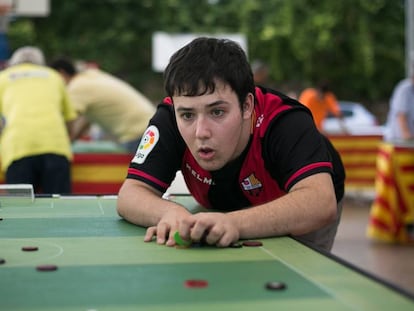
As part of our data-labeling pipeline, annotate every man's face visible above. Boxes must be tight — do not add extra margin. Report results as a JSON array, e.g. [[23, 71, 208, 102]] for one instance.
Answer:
[[173, 81, 253, 171]]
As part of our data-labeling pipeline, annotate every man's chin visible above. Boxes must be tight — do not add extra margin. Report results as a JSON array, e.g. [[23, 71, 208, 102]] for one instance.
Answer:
[[196, 159, 224, 172]]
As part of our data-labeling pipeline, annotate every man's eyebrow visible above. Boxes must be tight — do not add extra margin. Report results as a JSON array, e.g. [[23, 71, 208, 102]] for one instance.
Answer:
[[175, 106, 193, 112], [175, 100, 229, 112], [207, 100, 229, 107], [177, 99, 229, 112]]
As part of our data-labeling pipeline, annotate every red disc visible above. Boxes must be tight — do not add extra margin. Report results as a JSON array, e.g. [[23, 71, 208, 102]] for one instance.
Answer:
[[22, 246, 39, 252], [36, 264, 58, 272], [242, 241, 263, 247], [184, 279, 208, 288]]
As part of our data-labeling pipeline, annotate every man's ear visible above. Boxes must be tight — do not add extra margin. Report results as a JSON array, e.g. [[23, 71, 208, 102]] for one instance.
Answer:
[[242, 93, 255, 119]]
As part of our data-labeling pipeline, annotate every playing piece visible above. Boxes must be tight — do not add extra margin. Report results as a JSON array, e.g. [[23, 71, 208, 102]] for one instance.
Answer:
[[229, 242, 243, 248], [174, 231, 192, 247], [21, 246, 39, 252], [0, 258, 5, 265], [36, 264, 58, 272], [191, 233, 209, 247], [242, 240, 263, 247], [184, 279, 208, 288], [265, 281, 287, 290], [190, 242, 205, 248]]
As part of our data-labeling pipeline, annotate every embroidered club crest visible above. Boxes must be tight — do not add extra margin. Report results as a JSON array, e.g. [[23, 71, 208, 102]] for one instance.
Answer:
[[241, 173, 263, 196]]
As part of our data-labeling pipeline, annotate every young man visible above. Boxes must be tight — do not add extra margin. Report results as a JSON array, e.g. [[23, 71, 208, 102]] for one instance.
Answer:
[[117, 37, 345, 251]]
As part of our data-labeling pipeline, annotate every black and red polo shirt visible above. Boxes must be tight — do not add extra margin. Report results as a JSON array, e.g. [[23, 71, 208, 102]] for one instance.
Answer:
[[127, 86, 345, 210]]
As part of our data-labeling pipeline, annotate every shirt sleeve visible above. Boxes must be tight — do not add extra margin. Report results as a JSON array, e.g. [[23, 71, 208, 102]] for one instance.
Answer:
[[393, 82, 412, 114], [326, 92, 341, 117], [263, 109, 335, 191], [58, 77, 77, 122], [67, 76, 94, 114], [126, 102, 186, 193]]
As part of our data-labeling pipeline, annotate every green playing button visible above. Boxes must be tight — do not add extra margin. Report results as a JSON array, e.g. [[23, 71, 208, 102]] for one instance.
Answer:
[[174, 231, 192, 247]]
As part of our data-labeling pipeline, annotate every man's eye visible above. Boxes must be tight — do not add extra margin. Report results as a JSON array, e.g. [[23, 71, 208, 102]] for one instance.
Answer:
[[212, 109, 224, 117], [181, 112, 193, 120]]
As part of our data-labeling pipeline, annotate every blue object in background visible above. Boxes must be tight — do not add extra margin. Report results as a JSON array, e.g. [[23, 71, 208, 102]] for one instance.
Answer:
[[0, 32, 9, 66]]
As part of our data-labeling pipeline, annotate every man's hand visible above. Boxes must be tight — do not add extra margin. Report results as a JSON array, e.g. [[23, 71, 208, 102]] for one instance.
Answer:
[[144, 211, 240, 248], [143, 207, 192, 246], [178, 212, 240, 247]]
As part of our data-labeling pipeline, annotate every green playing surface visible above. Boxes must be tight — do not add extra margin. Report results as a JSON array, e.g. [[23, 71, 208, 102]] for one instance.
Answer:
[[0, 196, 413, 311]]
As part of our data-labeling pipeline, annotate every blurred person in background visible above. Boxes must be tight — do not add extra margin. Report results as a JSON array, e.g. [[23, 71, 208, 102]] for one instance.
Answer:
[[0, 46, 77, 193], [384, 73, 414, 142], [251, 60, 270, 86], [50, 58, 156, 154], [252, 60, 297, 98], [299, 82, 347, 134]]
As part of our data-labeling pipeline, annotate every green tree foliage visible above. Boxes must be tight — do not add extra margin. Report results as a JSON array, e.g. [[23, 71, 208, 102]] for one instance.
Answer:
[[243, 0, 405, 101], [5, 0, 405, 104]]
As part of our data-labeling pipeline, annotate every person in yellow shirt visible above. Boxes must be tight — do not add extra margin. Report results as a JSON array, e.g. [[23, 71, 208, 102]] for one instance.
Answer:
[[299, 83, 347, 134], [50, 58, 156, 154], [0, 46, 77, 193]]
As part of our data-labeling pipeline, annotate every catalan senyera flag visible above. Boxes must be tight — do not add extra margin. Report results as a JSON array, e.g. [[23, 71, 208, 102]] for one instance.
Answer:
[[0, 152, 132, 195], [328, 135, 382, 191], [367, 142, 414, 244], [71, 153, 132, 194]]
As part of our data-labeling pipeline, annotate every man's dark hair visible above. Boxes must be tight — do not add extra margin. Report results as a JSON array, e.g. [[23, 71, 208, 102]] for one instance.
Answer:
[[164, 37, 255, 108], [318, 81, 332, 94], [49, 58, 77, 76]]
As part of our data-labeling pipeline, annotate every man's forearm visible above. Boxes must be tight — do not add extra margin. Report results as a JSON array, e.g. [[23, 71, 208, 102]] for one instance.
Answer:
[[117, 180, 187, 227], [397, 113, 413, 140], [228, 174, 337, 239]]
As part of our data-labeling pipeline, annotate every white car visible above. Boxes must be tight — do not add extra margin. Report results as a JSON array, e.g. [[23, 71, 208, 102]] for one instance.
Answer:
[[322, 101, 384, 135]]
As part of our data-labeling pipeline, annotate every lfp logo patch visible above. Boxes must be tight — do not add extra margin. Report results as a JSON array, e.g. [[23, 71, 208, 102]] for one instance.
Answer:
[[133, 125, 159, 164]]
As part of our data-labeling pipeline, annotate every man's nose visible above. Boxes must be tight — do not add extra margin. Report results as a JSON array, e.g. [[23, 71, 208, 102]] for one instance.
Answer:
[[195, 116, 211, 139]]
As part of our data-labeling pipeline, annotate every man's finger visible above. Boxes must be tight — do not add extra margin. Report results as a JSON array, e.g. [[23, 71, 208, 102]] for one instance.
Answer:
[[144, 226, 157, 242]]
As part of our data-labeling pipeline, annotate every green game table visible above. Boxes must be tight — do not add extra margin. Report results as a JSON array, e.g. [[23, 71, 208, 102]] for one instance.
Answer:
[[0, 195, 413, 311]]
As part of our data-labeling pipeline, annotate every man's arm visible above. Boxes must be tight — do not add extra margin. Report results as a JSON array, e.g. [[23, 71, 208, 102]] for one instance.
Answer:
[[396, 112, 414, 140], [229, 172, 337, 238], [69, 115, 92, 141], [176, 172, 337, 247], [0, 116, 5, 135], [117, 173, 337, 248], [65, 119, 76, 142], [117, 178, 192, 244], [326, 94, 348, 134], [336, 113, 349, 134]]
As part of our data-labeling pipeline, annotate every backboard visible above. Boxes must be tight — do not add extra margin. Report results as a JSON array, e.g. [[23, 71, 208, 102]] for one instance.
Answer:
[[0, 0, 49, 17], [152, 31, 247, 72]]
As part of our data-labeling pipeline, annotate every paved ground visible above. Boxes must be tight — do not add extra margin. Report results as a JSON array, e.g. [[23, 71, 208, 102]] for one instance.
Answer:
[[332, 195, 414, 296]]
